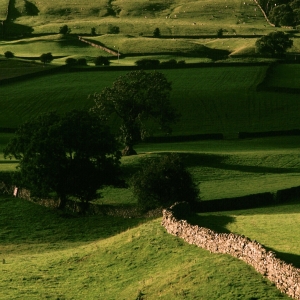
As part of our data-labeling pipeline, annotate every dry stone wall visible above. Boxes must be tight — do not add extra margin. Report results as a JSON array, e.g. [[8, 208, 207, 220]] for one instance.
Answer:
[[162, 202, 300, 300]]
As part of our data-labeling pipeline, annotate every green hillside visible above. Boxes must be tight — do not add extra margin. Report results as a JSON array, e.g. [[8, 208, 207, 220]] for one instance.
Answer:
[[0, 195, 290, 299], [6, 0, 274, 35]]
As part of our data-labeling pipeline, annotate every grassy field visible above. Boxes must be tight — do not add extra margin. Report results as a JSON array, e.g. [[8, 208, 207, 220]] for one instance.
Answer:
[[2, 133, 300, 204], [0, 34, 109, 59], [195, 200, 300, 268], [0, 195, 291, 299], [7, 0, 274, 36], [1, 66, 300, 136], [263, 64, 300, 89]]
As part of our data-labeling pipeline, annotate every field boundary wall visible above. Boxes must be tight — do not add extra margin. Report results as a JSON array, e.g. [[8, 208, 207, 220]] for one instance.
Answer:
[[78, 36, 120, 56], [162, 202, 300, 300]]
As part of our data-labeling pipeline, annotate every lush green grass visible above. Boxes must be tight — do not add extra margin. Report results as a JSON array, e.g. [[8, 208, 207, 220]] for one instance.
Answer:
[[264, 64, 300, 89], [0, 195, 290, 299], [195, 200, 300, 268], [2, 65, 300, 137], [0, 35, 108, 59], [0, 0, 9, 20]]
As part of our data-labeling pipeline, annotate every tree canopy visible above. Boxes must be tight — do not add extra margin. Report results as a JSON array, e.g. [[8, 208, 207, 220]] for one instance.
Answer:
[[131, 153, 200, 212], [40, 52, 53, 64], [255, 31, 293, 56], [90, 70, 180, 155], [4, 110, 121, 211]]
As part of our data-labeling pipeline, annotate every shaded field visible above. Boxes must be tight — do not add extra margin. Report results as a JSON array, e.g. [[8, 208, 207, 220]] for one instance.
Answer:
[[0, 58, 60, 80], [0, 195, 290, 299], [2, 65, 300, 137], [263, 63, 300, 89]]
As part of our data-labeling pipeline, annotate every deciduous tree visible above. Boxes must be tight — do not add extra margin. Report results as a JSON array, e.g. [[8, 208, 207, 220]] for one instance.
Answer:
[[90, 70, 180, 155], [255, 31, 293, 56], [131, 153, 200, 212], [40, 52, 53, 64], [4, 110, 121, 211]]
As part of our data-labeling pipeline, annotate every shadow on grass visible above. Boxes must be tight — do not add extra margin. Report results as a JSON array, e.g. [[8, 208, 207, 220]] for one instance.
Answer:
[[265, 246, 300, 269], [175, 152, 300, 175], [186, 213, 235, 233], [0, 196, 150, 251]]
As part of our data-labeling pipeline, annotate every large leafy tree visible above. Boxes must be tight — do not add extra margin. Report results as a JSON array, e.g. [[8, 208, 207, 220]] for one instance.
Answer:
[[255, 31, 293, 57], [90, 70, 180, 156], [131, 153, 200, 212], [4, 110, 121, 211], [269, 4, 294, 26]]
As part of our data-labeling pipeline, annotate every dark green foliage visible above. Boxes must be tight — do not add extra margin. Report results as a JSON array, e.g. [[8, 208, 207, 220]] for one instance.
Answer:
[[77, 58, 87, 66], [217, 28, 224, 38], [65, 57, 77, 65], [4, 51, 14, 58], [59, 24, 71, 35], [255, 31, 293, 56], [24, 1, 39, 16], [3, 110, 121, 211], [40, 52, 53, 64], [135, 58, 160, 68], [107, 25, 120, 34], [269, 4, 294, 26], [153, 27, 161, 38], [131, 153, 200, 212], [90, 70, 180, 155], [94, 56, 110, 66], [160, 59, 178, 66], [91, 27, 96, 36]]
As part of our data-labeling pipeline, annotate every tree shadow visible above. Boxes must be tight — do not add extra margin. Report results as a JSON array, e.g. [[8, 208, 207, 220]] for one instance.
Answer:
[[177, 152, 300, 175], [186, 213, 235, 233], [264, 246, 300, 269]]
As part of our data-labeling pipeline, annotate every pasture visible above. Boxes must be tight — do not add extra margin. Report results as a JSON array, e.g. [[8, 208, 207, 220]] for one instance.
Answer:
[[196, 201, 300, 268], [1, 66, 300, 136], [0, 195, 290, 299], [6, 0, 274, 36]]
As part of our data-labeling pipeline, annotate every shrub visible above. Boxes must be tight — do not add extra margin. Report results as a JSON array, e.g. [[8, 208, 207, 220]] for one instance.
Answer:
[[94, 56, 110, 66], [59, 25, 71, 35], [107, 25, 120, 34], [160, 59, 178, 66], [135, 58, 160, 68], [131, 153, 200, 212], [153, 27, 161, 38], [65, 57, 77, 65], [77, 58, 87, 66], [40, 52, 53, 64], [4, 51, 14, 59]]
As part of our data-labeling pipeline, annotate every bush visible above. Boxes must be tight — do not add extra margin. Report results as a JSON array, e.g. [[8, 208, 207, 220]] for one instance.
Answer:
[[160, 59, 178, 66], [59, 25, 71, 35], [153, 27, 161, 38], [40, 52, 53, 64], [94, 56, 110, 66], [131, 153, 200, 212], [4, 51, 14, 59], [77, 58, 87, 66], [107, 25, 120, 34], [65, 57, 77, 65], [135, 58, 160, 68]]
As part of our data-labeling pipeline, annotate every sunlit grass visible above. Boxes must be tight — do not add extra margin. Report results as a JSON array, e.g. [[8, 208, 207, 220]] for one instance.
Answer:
[[0, 196, 290, 300]]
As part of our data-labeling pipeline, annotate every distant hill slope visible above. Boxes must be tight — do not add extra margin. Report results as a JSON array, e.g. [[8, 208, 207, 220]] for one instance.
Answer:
[[4, 0, 275, 36]]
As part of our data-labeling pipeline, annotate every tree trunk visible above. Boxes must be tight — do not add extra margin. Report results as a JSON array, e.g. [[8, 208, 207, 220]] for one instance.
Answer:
[[122, 145, 137, 156], [58, 194, 67, 210]]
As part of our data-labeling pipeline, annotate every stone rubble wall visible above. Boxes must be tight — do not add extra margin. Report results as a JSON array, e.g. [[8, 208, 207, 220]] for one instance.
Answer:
[[162, 203, 300, 300], [78, 36, 119, 56]]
